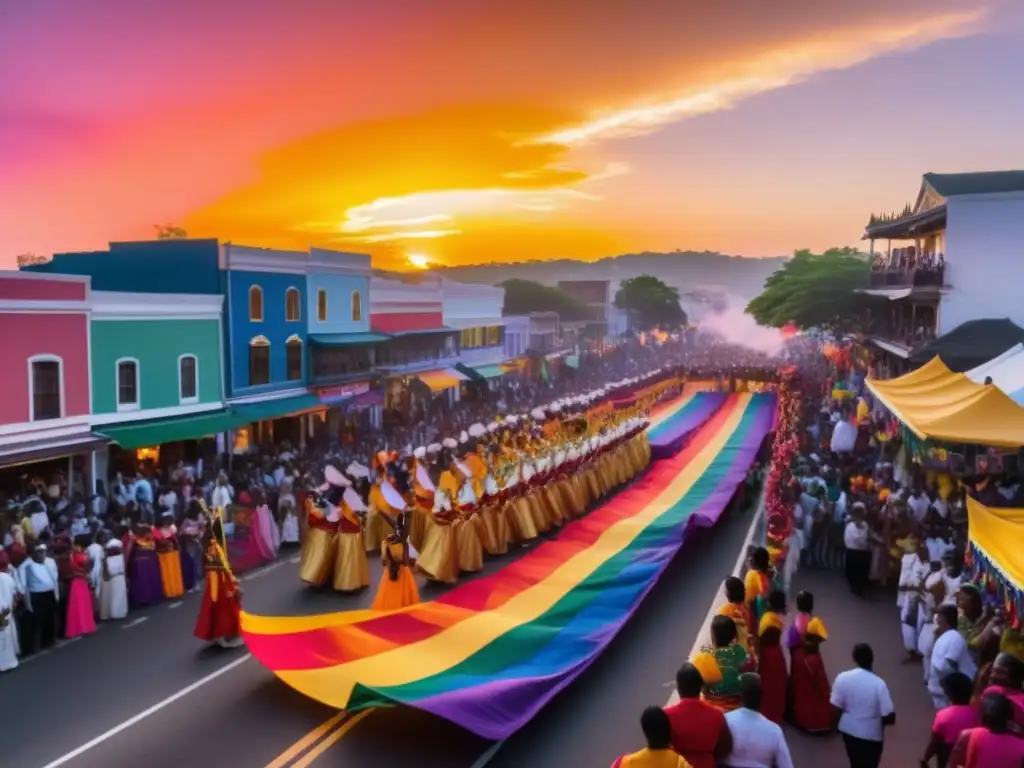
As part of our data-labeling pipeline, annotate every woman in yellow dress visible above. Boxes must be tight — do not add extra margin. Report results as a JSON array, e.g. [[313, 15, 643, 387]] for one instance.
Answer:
[[464, 427, 502, 555], [452, 445, 485, 573], [499, 428, 538, 545], [408, 446, 436, 553], [299, 487, 338, 587], [371, 511, 420, 612], [474, 437, 510, 555], [323, 465, 370, 593]]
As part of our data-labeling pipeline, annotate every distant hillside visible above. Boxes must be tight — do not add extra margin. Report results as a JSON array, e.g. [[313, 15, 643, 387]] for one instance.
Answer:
[[432, 251, 787, 304]]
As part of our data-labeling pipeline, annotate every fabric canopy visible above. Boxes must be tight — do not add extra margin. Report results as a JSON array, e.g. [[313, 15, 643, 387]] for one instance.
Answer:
[[232, 393, 323, 423], [415, 369, 463, 391], [99, 411, 245, 449], [867, 357, 1024, 447], [473, 364, 505, 379], [967, 496, 1024, 591]]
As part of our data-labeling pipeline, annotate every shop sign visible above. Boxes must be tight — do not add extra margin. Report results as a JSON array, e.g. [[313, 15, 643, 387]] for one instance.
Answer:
[[318, 382, 370, 402]]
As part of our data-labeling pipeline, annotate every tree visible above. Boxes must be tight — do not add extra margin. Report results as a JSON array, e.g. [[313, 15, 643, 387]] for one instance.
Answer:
[[614, 274, 687, 331], [745, 247, 877, 332], [154, 224, 188, 240], [16, 252, 50, 269], [500, 278, 589, 320]]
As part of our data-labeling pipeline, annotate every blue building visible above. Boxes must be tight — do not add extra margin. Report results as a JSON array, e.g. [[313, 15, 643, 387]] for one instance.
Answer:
[[305, 248, 372, 337]]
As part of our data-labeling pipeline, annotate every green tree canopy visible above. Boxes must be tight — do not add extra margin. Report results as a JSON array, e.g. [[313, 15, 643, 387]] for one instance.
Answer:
[[614, 274, 687, 331], [745, 247, 876, 331], [500, 278, 588, 320]]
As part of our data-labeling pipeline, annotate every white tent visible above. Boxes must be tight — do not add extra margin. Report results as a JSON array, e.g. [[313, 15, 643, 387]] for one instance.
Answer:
[[967, 343, 1024, 404]]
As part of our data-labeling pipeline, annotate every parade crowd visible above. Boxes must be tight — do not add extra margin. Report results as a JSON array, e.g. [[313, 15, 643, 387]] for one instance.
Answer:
[[0, 334, 795, 675], [614, 347, 1024, 768]]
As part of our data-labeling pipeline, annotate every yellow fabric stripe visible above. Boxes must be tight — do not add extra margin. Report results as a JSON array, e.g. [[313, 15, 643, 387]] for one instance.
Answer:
[[274, 394, 751, 707], [241, 391, 699, 638]]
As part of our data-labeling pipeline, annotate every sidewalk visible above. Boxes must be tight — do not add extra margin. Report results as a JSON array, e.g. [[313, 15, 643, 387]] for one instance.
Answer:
[[784, 568, 934, 767]]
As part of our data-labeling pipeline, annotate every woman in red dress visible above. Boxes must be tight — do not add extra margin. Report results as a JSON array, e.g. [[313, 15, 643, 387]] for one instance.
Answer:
[[757, 589, 789, 724], [788, 617, 833, 733], [193, 515, 243, 649]]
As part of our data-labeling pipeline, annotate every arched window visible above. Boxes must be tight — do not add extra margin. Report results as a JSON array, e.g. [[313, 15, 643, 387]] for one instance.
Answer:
[[285, 335, 303, 381], [317, 288, 328, 322], [28, 355, 63, 421], [249, 285, 264, 322], [351, 290, 362, 322], [249, 335, 271, 386], [116, 357, 140, 411], [178, 354, 198, 404], [285, 287, 301, 321]]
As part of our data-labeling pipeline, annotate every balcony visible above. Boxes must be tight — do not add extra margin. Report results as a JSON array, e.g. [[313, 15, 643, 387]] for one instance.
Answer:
[[868, 323, 937, 357], [868, 265, 945, 289]]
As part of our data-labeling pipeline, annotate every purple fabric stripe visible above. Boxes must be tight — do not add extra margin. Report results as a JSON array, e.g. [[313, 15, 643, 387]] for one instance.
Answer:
[[649, 393, 727, 458], [409, 394, 776, 738]]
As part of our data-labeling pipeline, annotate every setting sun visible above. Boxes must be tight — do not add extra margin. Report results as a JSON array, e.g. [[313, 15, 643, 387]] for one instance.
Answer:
[[407, 252, 431, 269]]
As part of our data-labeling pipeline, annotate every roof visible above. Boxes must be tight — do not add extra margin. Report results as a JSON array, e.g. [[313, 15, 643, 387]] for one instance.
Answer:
[[864, 204, 946, 239], [924, 171, 1024, 198], [909, 318, 1024, 371]]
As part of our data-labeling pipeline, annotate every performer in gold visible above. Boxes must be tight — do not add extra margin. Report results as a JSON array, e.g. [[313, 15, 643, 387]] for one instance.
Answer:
[[298, 477, 338, 588], [370, 509, 420, 612], [452, 434, 484, 573], [408, 445, 436, 553], [321, 465, 370, 593], [416, 444, 460, 584]]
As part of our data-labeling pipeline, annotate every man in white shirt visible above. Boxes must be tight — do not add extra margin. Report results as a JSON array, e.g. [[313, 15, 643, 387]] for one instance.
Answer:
[[906, 488, 931, 523], [17, 544, 60, 655], [831, 643, 895, 768], [211, 472, 234, 510], [844, 503, 871, 596], [928, 604, 977, 709], [723, 673, 794, 768]]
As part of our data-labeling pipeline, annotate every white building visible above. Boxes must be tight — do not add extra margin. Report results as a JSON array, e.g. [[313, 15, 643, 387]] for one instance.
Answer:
[[863, 170, 1024, 366], [439, 278, 507, 370]]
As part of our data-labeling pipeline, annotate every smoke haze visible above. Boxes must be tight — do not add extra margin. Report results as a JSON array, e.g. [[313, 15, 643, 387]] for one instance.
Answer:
[[699, 299, 785, 356]]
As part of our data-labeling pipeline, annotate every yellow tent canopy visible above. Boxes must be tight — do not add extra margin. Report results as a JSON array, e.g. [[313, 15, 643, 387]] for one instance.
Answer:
[[968, 496, 1024, 591], [866, 356, 1024, 447]]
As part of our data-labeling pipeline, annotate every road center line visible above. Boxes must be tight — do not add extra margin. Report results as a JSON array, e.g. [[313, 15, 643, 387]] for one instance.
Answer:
[[121, 617, 148, 629], [289, 710, 374, 768], [39, 654, 252, 768], [263, 711, 349, 768]]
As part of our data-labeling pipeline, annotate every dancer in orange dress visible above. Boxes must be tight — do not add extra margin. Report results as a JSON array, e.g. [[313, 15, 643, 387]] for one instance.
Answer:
[[371, 509, 420, 612], [193, 505, 243, 648]]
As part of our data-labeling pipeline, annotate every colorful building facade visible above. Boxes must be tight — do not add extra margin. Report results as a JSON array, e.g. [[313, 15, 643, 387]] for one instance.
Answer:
[[0, 272, 101, 484]]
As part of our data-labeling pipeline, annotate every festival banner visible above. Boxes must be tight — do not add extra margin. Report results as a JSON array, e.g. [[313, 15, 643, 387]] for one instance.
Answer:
[[648, 392, 728, 459], [241, 393, 776, 739]]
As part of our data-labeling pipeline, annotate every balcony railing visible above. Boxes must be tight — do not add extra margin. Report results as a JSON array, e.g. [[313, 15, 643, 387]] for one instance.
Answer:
[[868, 265, 945, 289], [869, 325, 937, 351]]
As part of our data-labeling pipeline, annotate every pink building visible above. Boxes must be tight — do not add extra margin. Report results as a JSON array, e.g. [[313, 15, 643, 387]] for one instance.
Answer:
[[0, 272, 102, 480]]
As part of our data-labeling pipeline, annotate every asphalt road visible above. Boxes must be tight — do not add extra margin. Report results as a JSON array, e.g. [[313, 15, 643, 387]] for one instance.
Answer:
[[2, 501, 756, 768]]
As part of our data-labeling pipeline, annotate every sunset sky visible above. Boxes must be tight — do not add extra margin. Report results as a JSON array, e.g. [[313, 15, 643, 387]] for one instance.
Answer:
[[2, 0, 1022, 270]]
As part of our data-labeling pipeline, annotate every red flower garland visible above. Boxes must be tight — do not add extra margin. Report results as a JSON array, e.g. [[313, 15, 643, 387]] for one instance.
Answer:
[[764, 370, 803, 569]]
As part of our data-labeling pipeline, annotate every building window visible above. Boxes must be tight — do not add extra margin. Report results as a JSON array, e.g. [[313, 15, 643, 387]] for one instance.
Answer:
[[29, 356, 63, 421], [351, 290, 362, 322], [285, 287, 301, 321], [317, 289, 328, 322], [178, 354, 198, 404], [249, 336, 271, 386], [286, 336, 303, 381], [116, 358, 140, 411], [249, 286, 264, 322], [486, 325, 503, 346]]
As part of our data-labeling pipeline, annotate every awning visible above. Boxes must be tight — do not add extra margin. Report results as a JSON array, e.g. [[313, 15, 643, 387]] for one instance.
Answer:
[[565, 355, 580, 369], [309, 332, 390, 346], [454, 362, 485, 382], [859, 288, 913, 300], [473, 365, 505, 379], [377, 327, 454, 337], [0, 434, 109, 468], [231, 393, 323, 423], [98, 411, 245, 450], [500, 359, 526, 372], [415, 369, 464, 391], [342, 389, 384, 409]]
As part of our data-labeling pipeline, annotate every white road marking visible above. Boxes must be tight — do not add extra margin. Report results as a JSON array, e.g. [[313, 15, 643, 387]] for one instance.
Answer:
[[243, 559, 290, 581], [121, 617, 148, 629], [664, 506, 761, 707], [168, 601, 183, 610], [39, 653, 252, 768], [289, 555, 301, 564], [469, 739, 506, 768]]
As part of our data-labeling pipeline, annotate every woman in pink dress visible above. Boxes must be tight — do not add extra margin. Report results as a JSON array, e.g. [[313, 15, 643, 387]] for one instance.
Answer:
[[64, 546, 97, 638], [949, 692, 1024, 768]]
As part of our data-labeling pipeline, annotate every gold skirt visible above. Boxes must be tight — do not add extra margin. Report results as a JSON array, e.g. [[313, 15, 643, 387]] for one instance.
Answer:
[[371, 564, 420, 611], [540, 483, 566, 526], [478, 502, 509, 556], [362, 508, 385, 553], [584, 465, 603, 502], [526, 489, 552, 533], [559, 476, 587, 518], [417, 515, 459, 584], [507, 496, 539, 543], [454, 515, 485, 573], [158, 550, 185, 599], [332, 532, 370, 592], [299, 526, 337, 586], [408, 505, 430, 554]]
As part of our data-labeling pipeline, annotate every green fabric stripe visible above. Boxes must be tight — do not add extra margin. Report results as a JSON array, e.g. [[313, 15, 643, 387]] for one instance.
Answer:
[[349, 398, 762, 708]]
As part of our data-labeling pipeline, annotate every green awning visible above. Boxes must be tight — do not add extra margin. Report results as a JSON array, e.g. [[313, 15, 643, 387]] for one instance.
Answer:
[[474, 365, 505, 379], [98, 411, 245, 450], [231, 393, 323, 423], [309, 332, 390, 347], [565, 355, 580, 369], [454, 362, 486, 382]]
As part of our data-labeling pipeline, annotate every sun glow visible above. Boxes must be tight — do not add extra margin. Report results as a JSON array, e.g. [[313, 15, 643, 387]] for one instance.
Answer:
[[407, 253, 431, 269]]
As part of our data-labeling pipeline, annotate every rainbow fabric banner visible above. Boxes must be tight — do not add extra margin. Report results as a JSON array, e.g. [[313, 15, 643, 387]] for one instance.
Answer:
[[241, 393, 776, 740], [649, 392, 728, 458]]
